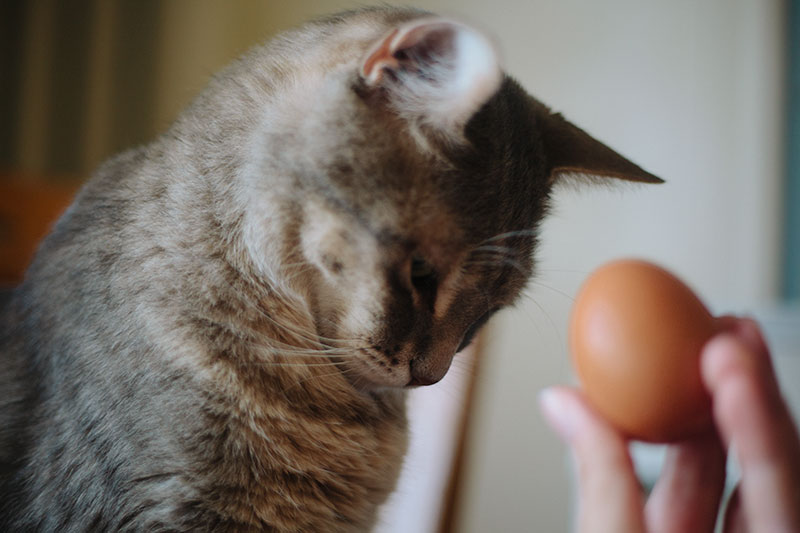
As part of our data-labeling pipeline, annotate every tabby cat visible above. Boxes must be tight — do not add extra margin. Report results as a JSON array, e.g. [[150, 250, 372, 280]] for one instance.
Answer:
[[0, 7, 660, 531]]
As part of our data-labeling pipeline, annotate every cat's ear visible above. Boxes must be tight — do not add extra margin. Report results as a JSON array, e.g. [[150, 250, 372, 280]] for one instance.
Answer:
[[360, 19, 502, 132], [537, 105, 663, 184]]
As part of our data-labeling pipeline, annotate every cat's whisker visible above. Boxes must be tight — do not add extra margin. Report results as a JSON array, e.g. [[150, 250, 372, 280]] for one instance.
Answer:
[[476, 228, 538, 245], [468, 251, 519, 264], [463, 257, 527, 275], [176, 254, 358, 350], [471, 244, 517, 255], [231, 330, 366, 361], [516, 299, 546, 340], [520, 293, 562, 341], [255, 303, 365, 347], [268, 349, 353, 359], [526, 280, 576, 303], [279, 261, 312, 270], [535, 267, 590, 275], [251, 361, 347, 368], [286, 366, 360, 392], [281, 263, 316, 284], [248, 308, 344, 348], [169, 257, 339, 348], [467, 247, 519, 257], [235, 326, 350, 355], [251, 333, 362, 356], [200, 274, 366, 350]]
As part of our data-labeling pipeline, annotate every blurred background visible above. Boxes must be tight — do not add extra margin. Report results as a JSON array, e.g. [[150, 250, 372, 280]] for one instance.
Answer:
[[0, 0, 797, 531]]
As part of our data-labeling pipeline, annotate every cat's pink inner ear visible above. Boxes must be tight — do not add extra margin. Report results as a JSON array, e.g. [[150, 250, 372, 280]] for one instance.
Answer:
[[362, 29, 400, 84], [361, 19, 501, 130], [361, 22, 458, 85]]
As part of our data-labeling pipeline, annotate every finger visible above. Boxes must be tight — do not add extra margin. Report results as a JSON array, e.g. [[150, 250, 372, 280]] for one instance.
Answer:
[[540, 386, 646, 533], [701, 332, 800, 531], [715, 316, 772, 369], [714, 314, 741, 333], [721, 486, 747, 533], [644, 429, 726, 533]]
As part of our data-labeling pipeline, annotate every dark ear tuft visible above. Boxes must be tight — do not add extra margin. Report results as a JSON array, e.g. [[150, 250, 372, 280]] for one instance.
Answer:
[[534, 101, 663, 185]]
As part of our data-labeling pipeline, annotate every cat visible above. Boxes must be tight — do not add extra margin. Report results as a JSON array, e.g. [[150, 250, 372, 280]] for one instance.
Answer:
[[0, 6, 660, 532]]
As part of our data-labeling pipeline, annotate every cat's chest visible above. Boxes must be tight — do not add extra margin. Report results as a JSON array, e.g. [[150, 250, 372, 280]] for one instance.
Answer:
[[197, 365, 409, 531]]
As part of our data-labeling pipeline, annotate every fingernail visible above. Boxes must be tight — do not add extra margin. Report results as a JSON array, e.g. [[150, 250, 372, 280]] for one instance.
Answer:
[[539, 387, 578, 441]]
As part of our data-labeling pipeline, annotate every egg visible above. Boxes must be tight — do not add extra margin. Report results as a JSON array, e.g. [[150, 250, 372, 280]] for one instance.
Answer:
[[569, 259, 717, 442]]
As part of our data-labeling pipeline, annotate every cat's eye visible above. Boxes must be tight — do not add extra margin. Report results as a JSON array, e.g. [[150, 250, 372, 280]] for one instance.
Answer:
[[410, 256, 435, 281], [408, 256, 438, 307]]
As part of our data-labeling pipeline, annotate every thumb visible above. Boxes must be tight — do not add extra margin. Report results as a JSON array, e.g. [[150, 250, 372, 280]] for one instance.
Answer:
[[539, 386, 646, 533]]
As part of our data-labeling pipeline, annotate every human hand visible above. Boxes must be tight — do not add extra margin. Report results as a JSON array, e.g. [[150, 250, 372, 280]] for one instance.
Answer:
[[539, 317, 800, 533]]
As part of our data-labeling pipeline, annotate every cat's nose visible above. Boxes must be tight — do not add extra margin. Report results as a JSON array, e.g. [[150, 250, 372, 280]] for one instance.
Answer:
[[406, 373, 440, 387], [407, 355, 450, 386]]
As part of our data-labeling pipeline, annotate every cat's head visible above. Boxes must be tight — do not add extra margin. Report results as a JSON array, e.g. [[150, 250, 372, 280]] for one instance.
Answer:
[[240, 9, 661, 390]]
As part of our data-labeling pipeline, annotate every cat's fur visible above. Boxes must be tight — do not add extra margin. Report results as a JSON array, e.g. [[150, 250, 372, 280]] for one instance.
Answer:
[[0, 7, 659, 531]]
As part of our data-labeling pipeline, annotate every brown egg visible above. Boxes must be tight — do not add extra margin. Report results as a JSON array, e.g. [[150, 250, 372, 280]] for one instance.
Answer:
[[569, 259, 717, 442]]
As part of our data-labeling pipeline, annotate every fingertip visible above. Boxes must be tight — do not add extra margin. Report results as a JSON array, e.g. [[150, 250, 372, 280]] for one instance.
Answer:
[[538, 386, 617, 442], [700, 334, 751, 393], [714, 314, 741, 332], [538, 386, 581, 441], [734, 317, 769, 355], [701, 326, 778, 401], [711, 316, 768, 360]]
